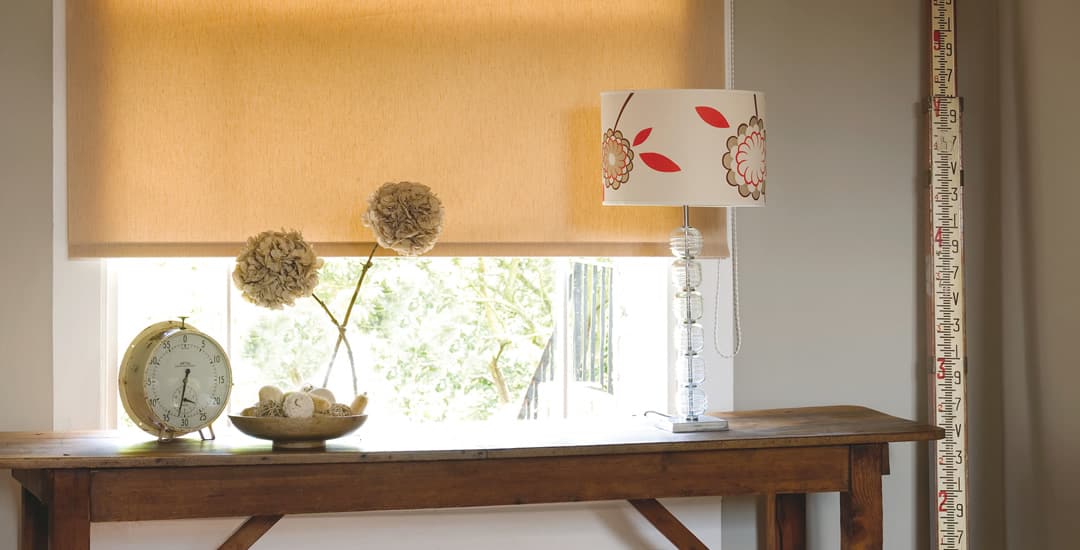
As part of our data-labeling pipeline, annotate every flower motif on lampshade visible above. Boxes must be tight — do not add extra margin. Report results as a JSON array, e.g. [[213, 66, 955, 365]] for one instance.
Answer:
[[601, 129, 634, 190], [600, 89, 766, 207], [723, 115, 767, 200]]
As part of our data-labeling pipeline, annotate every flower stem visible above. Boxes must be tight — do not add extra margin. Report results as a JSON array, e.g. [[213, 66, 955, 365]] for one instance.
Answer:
[[312, 293, 351, 390], [613, 92, 634, 130], [316, 242, 379, 395], [311, 293, 342, 327], [341, 326, 358, 396], [341, 243, 380, 328]]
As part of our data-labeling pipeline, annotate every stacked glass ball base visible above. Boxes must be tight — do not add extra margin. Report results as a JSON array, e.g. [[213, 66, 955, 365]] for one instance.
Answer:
[[670, 226, 707, 421]]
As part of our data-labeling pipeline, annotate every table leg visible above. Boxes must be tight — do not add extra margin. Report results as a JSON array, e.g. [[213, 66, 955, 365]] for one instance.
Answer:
[[765, 494, 777, 549], [764, 493, 806, 550], [776, 494, 806, 550], [20, 487, 48, 550], [49, 470, 91, 550], [840, 444, 883, 550]]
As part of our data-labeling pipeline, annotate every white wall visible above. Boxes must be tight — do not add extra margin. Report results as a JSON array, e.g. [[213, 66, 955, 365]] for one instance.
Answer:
[[50, 0, 109, 435], [94, 502, 729, 550]]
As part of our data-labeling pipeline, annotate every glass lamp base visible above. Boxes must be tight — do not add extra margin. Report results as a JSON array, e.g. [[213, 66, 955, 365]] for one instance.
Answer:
[[654, 414, 729, 433]]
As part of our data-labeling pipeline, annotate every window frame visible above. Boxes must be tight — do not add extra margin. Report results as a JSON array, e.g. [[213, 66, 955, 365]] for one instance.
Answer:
[[54, 254, 734, 431]]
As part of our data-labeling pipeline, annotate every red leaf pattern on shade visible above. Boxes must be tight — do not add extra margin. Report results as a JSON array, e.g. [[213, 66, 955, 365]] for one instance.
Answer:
[[640, 152, 681, 172], [695, 106, 730, 128], [632, 128, 652, 146]]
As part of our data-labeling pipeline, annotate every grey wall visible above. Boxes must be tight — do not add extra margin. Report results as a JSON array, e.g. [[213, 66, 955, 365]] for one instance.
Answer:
[[728, 0, 1080, 548], [0, 0, 54, 430], [998, 0, 1080, 548], [958, 2, 1008, 549], [725, 1, 926, 548], [0, 0, 55, 544], [4, 0, 1079, 547]]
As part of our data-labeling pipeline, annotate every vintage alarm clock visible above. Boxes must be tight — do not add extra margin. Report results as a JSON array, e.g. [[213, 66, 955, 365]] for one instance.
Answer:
[[118, 318, 232, 441]]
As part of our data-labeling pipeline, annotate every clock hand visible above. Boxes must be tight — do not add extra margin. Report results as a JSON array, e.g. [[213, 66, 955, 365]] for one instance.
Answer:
[[178, 368, 191, 416], [182, 397, 196, 405]]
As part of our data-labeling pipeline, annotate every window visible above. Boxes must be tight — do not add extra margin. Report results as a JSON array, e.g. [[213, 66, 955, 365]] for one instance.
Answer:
[[108, 257, 672, 430], [61, 1, 739, 432]]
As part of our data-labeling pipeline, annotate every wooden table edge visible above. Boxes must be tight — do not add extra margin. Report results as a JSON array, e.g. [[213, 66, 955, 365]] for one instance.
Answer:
[[0, 432, 944, 471], [3, 406, 937, 550]]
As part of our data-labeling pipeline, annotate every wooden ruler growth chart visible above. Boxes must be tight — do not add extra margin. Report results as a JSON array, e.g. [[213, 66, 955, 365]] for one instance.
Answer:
[[928, 0, 969, 549]]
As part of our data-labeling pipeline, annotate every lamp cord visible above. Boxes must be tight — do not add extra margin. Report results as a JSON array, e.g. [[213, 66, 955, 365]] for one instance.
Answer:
[[715, 0, 741, 359], [715, 209, 742, 358], [725, 0, 735, 90]]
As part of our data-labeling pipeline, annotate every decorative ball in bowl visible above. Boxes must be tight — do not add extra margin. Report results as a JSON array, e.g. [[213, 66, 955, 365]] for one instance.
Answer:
[[230, 385, 370, 450], [230, 414, 367, 450]]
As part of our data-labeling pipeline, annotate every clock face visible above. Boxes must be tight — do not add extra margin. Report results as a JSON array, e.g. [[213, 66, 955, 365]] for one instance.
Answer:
[[144, 330, 231, 432]]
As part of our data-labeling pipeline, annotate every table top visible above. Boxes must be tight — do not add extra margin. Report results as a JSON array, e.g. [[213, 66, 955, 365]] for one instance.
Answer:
[[0, 406, 942, 470]]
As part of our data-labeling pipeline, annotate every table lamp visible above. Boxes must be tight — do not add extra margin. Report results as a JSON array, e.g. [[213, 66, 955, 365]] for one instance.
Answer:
[[600, 89, 766, 432]]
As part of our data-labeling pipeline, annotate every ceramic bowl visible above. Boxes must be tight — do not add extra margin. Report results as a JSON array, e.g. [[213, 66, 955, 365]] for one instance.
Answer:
[[229, 414, 367, 450]]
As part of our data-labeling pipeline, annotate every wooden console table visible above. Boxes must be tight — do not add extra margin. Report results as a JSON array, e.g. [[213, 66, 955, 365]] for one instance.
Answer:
[[0, 406, 941, 550]]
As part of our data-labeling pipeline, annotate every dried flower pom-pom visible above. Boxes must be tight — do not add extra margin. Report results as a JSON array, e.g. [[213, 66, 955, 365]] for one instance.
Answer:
[[361, 182, 445, 256], [232, 229, 324, 309], [327, 403, 354, 417], [255, 399, 284, 417]]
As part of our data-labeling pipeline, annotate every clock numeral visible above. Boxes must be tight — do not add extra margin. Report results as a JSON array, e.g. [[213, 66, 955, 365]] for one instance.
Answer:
[[149, 398, 160, 407], [213, 354, 222, 364], [163, 412, 170, 422], [211, 397, 221, 405], [216, 376, 226, 384], [180, 417, 189, 427], [182, 334, 188, 343], [150, 357, 160, 366], [200, 412, 207, 422]]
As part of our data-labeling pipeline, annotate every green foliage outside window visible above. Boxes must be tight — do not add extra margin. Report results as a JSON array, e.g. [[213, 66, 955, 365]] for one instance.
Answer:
[[239, 257, 555, 422]]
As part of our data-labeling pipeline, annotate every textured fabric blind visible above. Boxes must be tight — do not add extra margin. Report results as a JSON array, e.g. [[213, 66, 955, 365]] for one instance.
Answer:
[[67, 0, 727, 258]]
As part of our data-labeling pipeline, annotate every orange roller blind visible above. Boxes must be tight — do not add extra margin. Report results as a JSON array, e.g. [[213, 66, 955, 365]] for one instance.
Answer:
[[67, 0, 727, 258]]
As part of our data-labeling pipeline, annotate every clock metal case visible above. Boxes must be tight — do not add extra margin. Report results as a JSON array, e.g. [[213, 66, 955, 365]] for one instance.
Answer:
[[118, 320, 233, 441]]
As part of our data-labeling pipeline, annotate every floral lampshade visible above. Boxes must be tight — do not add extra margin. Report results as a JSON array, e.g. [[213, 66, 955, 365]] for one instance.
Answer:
[[600, 89, 766, 207], [600, 89, 767, 431]]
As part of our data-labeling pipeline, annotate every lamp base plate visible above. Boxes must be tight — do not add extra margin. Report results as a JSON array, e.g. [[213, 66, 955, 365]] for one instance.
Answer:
[[654, 415, 729, 433]]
